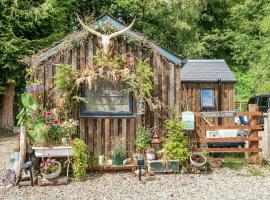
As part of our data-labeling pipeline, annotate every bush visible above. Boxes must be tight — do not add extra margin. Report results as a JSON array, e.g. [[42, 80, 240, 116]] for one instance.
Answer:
[[72, 138, 89, 181], [135, 126, 151, 153], [163, 120, 190, 162]]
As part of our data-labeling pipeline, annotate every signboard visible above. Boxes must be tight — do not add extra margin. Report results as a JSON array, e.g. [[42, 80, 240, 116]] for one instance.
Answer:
[[200, 111, 235, 118], [182, 111, 195, 130]]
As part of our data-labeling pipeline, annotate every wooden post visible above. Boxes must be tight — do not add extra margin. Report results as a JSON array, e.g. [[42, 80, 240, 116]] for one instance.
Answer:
[[248, 104, 260, 163], [263, 109, 270, 158], [16, 126, 27, 185]]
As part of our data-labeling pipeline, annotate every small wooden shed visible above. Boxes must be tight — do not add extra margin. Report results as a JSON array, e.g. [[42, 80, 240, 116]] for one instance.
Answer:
[[26, 14, 184, 156], [180, 59, 237, 125]]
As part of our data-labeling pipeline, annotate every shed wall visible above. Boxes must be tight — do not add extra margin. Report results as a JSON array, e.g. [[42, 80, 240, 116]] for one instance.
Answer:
[[36, 35, 181, 156], [181, 82, 235, 126]]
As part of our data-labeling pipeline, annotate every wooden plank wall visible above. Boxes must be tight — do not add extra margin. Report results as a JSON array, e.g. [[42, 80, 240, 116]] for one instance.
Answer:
[[37, 35, 181, 156], [180, 82, 235, 126]]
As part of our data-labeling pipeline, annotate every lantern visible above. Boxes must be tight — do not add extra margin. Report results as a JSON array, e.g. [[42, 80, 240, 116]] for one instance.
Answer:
[[151, 133, 162, 150], [137, 98, 146, 115]]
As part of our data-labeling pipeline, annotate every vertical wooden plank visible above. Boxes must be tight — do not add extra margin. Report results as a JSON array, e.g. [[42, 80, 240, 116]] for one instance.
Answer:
[[263, 109, 270, 158], [175, 65, 181, 119], [113, 119, 119, 137], [169, 62, 175, 119], [87, 36, 93, 65], [76, 46, 80, 70], [72, 48, 77, 70], [126, 119, 130, 155], [122, 119, 127, 153], [93, 119, 97, 155], [130, 118, 135, 153], [104, 119, 111, 154], [97, 118, 102, 155], [64, 50, 69, 64], [248, 104, 259, 162], [68, 49, 72, 64], [101, 119, 105, 154], [80, 44, 85, 69], [88, 120, 94, 154], [152, 53, 159, 135], [79, 118, 86, 141]]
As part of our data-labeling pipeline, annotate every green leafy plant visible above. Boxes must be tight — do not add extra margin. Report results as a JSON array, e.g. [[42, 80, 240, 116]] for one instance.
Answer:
[[16, 93, 38, 126], [111, 137, 125, 158], [28, 123, 49, 145], [163, 119, 190, 162], [88, 154, 98, 168], [125, 59, 154, 99], [54, 64, 81, 119], [135, 126, 151, 153], [72, 138, 89, 181]]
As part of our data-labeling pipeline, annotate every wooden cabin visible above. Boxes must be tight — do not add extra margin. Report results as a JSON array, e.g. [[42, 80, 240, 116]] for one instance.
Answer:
[[26, 14, 237, 156], [180, 60, 237, 125], [25, 14, 184, 156]]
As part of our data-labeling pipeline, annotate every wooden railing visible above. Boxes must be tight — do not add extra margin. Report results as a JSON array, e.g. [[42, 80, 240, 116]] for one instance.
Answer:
[[191, 108, 263, 155]]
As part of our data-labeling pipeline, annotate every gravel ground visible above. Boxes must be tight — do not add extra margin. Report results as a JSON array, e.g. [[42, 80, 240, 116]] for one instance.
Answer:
[[1, 136, 270, 200]]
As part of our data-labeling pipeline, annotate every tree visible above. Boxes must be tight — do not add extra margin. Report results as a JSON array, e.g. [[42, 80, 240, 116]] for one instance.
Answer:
[[0, 0, 77, 129]]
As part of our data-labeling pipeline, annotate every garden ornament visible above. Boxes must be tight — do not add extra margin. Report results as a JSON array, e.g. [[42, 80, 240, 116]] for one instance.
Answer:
[[77, 15, 135, 55]]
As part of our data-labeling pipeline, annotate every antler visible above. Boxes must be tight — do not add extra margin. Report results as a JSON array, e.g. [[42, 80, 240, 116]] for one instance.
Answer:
[[108, 18, 136, 39], [77, 15, 103, 38], [77, 14, 135, 55]]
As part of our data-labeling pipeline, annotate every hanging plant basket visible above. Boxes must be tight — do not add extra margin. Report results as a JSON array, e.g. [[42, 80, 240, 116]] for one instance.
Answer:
[[190, 153, 207, 168]]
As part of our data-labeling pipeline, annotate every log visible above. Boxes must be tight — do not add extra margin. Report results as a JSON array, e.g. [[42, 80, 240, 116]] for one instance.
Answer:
[[38, 177, 67, 186], [15, 126, 27, 185]]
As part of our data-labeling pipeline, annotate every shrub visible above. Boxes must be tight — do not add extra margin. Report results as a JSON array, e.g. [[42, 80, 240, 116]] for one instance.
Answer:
[[72, 138, 89, 181], [163, 119, 190, 162], [135, 126, 151, 153]]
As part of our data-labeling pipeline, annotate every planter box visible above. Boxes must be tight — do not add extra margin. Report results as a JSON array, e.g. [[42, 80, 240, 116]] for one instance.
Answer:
[[32, 146, 74, 158], [148, 160, 180, 173]]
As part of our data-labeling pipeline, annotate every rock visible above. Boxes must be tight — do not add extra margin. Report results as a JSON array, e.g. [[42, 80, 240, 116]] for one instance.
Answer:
[[135, 169, 145, 176]]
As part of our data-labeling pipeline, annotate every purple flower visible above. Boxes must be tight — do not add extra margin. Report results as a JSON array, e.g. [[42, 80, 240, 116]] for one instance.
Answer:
[[26, 84, 44, 93]]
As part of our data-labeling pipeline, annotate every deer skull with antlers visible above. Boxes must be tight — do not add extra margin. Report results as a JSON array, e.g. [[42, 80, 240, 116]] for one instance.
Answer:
[[77, 15, 135, 55]]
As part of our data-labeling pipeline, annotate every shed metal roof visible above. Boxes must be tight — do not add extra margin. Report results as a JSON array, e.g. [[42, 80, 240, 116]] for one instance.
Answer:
[[26, 13, 184, 66], [181, 59, 237, 83]]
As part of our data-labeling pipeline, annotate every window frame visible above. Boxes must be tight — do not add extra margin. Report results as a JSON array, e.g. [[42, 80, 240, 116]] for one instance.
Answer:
[[79, 82, 134, 118], [258, 96, 269, 107], [200, 88, 215, 108]]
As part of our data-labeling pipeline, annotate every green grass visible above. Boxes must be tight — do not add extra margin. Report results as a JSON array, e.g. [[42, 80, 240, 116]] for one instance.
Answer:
[[238, 167, 264, 177], [224, 158, 246, 170], [249, 167, 264, 177]]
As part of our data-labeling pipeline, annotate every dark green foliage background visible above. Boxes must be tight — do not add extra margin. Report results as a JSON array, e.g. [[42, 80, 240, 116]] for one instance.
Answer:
[[1, 0, 270, 101]]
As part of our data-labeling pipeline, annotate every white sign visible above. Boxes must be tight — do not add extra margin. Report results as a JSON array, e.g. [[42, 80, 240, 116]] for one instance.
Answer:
[[201, 111, 235, 118]]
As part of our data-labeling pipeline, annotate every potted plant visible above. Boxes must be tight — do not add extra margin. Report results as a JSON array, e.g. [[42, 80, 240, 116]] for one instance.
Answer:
[[40, 157, 61, 179], [190, 153, 207, 168], [111, 137, 125, 165], [162, 119, 190, 173], [146, 147, 156, 160]]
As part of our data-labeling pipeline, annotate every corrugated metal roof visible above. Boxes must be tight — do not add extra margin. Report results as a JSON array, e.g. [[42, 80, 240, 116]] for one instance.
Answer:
[[27, 13, 184, 66], [181, 59, 237, 83]]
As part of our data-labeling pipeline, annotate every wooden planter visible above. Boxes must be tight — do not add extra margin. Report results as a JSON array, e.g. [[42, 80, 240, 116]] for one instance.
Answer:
[[32, 146, 74, 158]]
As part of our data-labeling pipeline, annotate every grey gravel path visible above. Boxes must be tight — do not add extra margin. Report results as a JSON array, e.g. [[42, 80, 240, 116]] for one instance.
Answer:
[[1, 136, 270, 200]]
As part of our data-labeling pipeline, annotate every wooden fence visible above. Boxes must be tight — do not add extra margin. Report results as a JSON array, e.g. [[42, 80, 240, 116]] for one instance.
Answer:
[[190, 109, 263, 155]]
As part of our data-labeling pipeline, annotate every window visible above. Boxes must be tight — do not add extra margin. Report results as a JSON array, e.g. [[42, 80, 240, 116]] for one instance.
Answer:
[[201, 89, 215, 108], [248, 97, 257, 104], [80, 79, 133, 116], [258, 96, 268, 107]]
